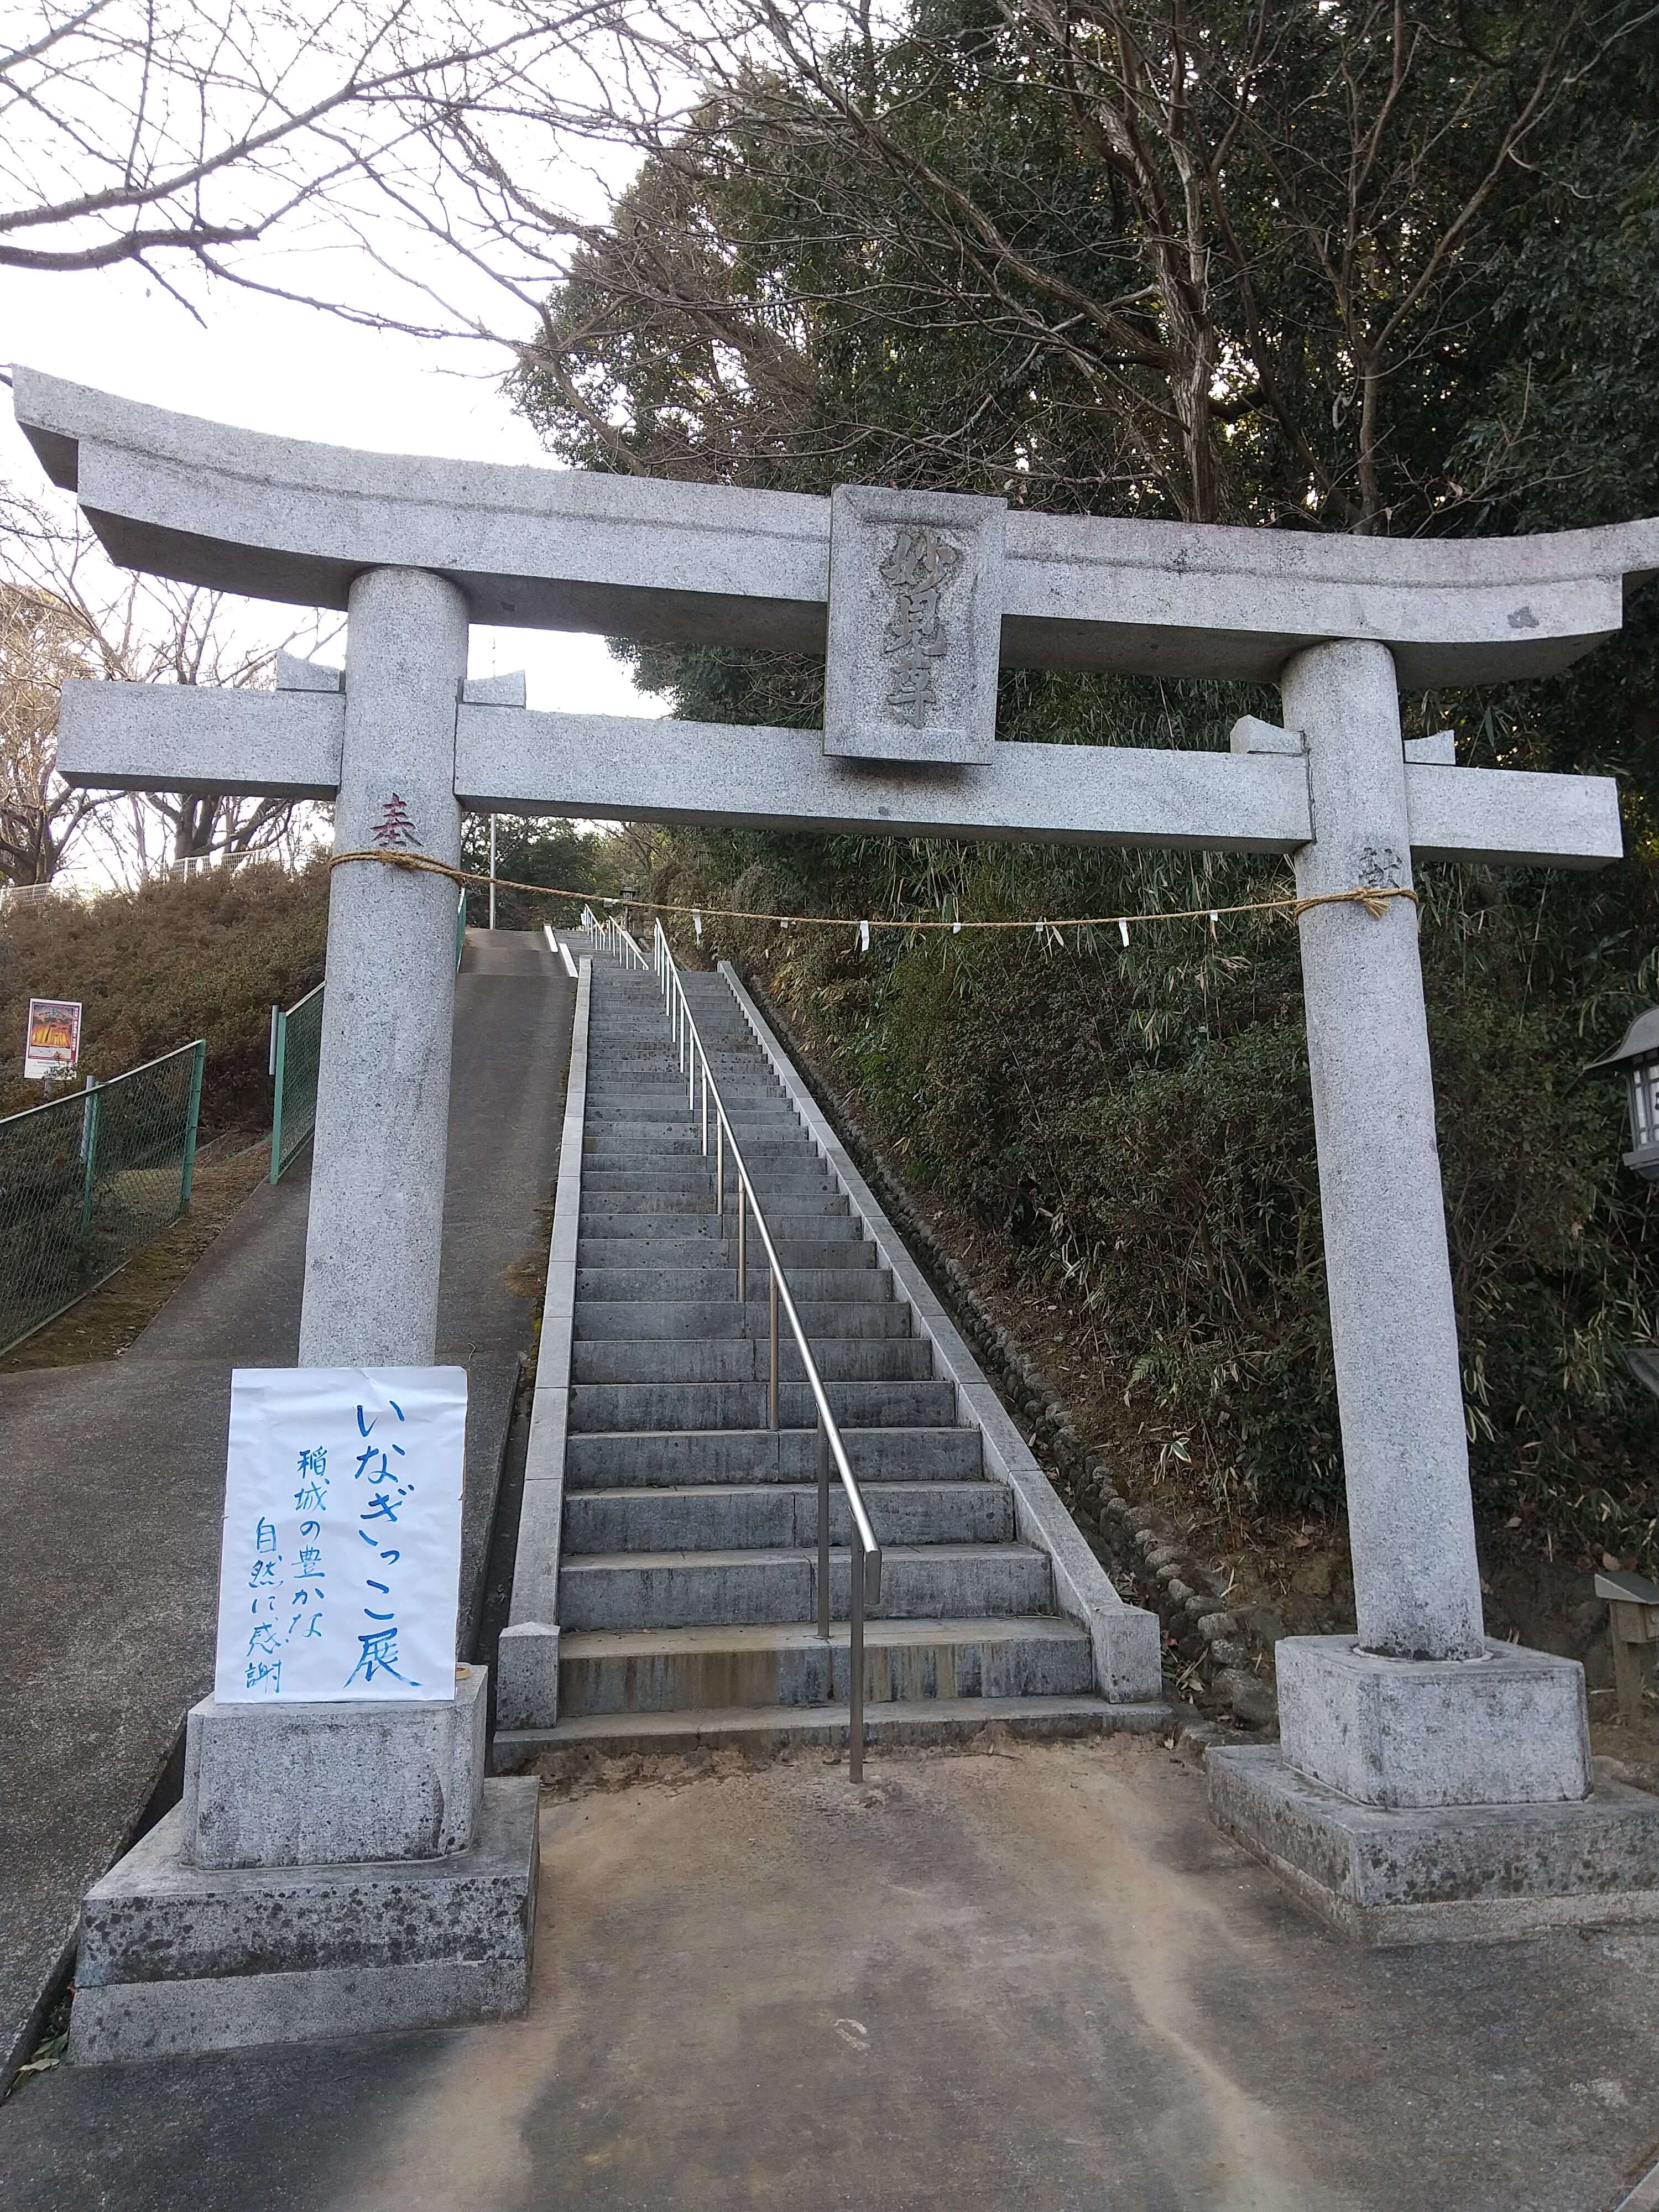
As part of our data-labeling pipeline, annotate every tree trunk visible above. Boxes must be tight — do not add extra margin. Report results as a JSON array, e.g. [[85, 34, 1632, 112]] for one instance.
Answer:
[[1357, 358, 1383, 534], [173, 795, 221, 870]]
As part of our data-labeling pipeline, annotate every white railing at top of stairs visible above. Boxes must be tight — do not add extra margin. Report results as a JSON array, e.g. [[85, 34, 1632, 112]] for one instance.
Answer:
[[580, 905, 648, 969], [645, 917, 882, 1781]]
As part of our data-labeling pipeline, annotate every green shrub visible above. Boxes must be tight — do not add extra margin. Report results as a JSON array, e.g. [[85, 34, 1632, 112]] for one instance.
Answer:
[[0, 863, 328, 1131], [658, 830, 1659, 1562]]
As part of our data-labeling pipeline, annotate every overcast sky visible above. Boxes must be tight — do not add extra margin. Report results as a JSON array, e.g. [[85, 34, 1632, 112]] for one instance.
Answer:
[[0, 256, 658, 716]]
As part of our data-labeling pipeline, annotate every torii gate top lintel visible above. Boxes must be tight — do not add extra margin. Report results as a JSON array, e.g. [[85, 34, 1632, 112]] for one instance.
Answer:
[[16, 363, 1659, 690]]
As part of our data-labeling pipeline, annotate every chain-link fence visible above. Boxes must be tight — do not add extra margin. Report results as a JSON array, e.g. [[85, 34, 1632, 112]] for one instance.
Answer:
[[270, 983, 324, 1183], [269, 894, 462, 1182], [0, 1039, 206, 1355]]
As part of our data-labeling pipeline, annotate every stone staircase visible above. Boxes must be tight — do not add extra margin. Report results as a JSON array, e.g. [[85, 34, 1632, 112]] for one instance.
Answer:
[[504, 947, 1161, 1757]]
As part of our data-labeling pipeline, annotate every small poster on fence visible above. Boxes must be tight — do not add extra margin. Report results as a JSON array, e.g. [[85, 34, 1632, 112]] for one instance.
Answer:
[[24, 998, 80, 1079], [215, 1366, 468, 1704]]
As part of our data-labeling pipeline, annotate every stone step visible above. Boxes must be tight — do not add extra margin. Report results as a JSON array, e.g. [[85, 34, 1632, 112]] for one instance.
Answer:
[[495, 1694, 1166, 1766], [573, 1300, 914, 1342], [580, 1166, 836, 1193], [575, 1237, 875, 1271], [585, 1081, 755, 1096], [583, 1116, 784, 1136], [582, 1150, 821, 1174], [585, 1115, 804, 1141], [569, 1336, 932, 1384], [593, 1040, 761, 1057], [585, 1047, 733, 1060], [556, 1543, 1054, 1631], [585, 1088, 784, 1109], [593, 1046, 758, 1058], [590, 1061, 760, 1074], [573, 1191, 850, 1217], [588, 1047, 765, 1064], [576, 1266, 894, 1302], [565, 1425, 979, 1488], [592, 1010, 745, 1022], [578, 1211, 862, 1242], [563, 1480, 1014, 1555], [585, 1066, 777, 1084], [581, 1109, 794, 1129], [584, 1150, 827, 1168], [554, 1614, 1089, 1714], [568, 1378, 957, 1433]]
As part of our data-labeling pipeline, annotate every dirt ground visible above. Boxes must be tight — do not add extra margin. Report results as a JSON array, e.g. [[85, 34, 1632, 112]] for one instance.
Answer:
[[7, 1734, 1659, 2212]]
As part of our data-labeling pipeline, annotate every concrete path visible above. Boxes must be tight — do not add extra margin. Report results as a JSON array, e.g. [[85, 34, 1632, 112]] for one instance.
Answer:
[[132, 927, 571, 1370], [0, 931, 571, 2090], [4, 1735, 1656, 2209]]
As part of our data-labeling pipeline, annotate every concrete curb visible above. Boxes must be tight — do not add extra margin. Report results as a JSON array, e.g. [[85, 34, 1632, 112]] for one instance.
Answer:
[[497, 946, 591, 1728], [719, 963, 1165, 1705]]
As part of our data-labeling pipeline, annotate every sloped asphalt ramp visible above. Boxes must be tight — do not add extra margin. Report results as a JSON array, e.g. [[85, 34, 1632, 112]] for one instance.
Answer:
[[0, 930, 572, 2094]]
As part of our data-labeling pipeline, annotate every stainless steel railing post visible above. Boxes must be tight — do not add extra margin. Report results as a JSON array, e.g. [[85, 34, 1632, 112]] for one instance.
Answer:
[[716, 1115, 724, 1217], [736, 1174, 747, 1302], [817, 1416, 832, 1644], [849, 1536, 866, 1783], [768, 1269, 780, 1431]]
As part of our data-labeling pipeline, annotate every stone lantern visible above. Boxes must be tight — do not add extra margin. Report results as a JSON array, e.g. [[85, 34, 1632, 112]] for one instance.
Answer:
[[1589, 1009, 1659, 1180]]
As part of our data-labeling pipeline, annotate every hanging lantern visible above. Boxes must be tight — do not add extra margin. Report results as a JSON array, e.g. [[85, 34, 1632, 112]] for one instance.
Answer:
[[1588, 1009, 1659, 1180]]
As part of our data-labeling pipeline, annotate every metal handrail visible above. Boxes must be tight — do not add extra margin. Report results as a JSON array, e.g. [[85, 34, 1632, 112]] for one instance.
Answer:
[[582, 904, 648, 970], [646, 917, 883, 1780]]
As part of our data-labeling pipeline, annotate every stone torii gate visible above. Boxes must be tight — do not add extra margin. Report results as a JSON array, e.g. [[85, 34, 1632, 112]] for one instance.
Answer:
[[17, 364, 1659, 1943]]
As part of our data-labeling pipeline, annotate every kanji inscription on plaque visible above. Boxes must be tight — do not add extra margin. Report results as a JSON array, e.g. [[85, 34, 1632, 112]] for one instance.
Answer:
[[824, 484, 1004, 766], [879, 526, 963, 727]]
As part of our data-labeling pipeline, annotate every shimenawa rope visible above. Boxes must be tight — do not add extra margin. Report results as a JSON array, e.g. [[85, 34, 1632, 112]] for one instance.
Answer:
[[327, 848, 1418, 932]]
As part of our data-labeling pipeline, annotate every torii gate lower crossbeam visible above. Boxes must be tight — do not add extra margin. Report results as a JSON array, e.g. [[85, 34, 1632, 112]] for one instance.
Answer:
[[23, 364, 1659, 1949]]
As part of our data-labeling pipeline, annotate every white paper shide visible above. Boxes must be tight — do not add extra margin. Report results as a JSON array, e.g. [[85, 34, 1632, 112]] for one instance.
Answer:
[[215, 1366, 467, 1703]]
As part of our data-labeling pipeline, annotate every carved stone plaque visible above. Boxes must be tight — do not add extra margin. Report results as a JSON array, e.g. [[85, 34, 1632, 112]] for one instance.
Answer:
[[824, 485, 1005, 765]]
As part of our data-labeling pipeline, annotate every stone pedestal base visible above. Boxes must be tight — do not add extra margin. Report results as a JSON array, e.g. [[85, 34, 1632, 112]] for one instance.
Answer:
[[69, 1776, 540, 2063], [1208, 1746, 1659, 1945], [1276, 1635, 1592, 1808], [182, 1670, 487, 1866]]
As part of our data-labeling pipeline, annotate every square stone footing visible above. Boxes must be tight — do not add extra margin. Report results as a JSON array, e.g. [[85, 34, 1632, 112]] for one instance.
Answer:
[[182, 1668, 488, 1867], [1276, 1635, 1590, 1807], [69, 1776, 540, 2064], [1209, 1745, 1659, 1946]]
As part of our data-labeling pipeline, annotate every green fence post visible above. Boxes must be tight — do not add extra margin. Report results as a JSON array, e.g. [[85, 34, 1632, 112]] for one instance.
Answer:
[[269, 1007, 288, 1186], [78, 1078, 101, 1237], [180, 1039, 206, 1209]]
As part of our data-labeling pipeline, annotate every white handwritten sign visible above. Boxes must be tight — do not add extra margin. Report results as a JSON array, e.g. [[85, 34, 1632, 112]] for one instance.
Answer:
[[215, 1366, 467, 1704]]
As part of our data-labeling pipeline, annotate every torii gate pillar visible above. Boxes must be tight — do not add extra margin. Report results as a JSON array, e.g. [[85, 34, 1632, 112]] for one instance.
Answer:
[[1286, 639, 1486, 1667], [1227, 637, 1600, 1882], [299, 567, 468, 1366]]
